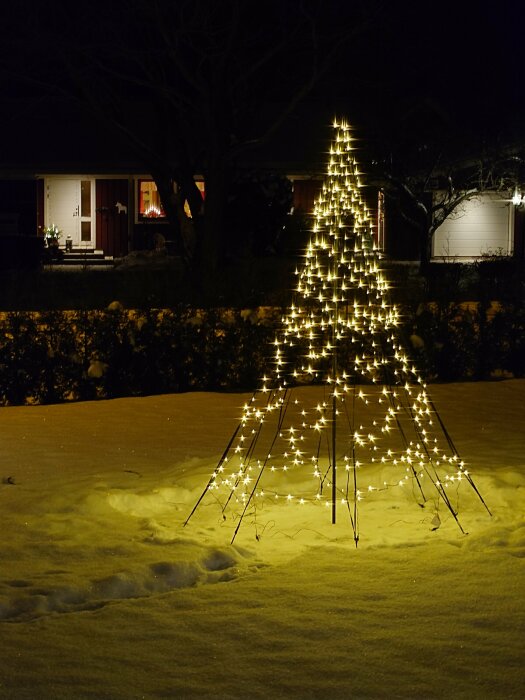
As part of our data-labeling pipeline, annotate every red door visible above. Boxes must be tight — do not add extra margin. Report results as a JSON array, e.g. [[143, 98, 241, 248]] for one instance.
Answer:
[[95, 179, 129, 257]]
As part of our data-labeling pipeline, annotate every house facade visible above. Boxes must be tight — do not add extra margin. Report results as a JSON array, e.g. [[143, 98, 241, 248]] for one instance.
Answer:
[[37, 176, 130, 258], [1, 172, 320, 262], [37, 174, 208, 258], [1, 170, 524, 264]]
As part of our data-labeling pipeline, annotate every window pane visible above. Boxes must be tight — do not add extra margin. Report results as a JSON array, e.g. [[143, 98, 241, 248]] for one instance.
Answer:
[[81, 180, 91, 217], [81, 221, 91, 242], [184, 181, 205, 218], [139, 180, 165, 218]]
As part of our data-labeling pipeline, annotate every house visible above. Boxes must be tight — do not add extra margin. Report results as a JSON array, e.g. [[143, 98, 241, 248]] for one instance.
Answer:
[[3, 173, 524, 267], [37, 174, 206, 258], [0, 115, 523, 267], [0, 169, 324, 265], [0, 171, 203, 264], [0, 98, 326, 264]]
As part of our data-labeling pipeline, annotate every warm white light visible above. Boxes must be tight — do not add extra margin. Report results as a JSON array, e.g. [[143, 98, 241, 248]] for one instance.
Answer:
[[144, 204, 163, 217], [186, 119, 490, 544]]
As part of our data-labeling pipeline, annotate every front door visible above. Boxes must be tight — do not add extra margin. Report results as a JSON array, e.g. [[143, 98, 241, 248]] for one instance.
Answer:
[[45, 178, 95, 248]]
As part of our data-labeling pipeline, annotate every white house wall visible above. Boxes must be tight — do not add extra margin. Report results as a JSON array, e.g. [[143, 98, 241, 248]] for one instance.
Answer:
[[432, 192, 513, 259]]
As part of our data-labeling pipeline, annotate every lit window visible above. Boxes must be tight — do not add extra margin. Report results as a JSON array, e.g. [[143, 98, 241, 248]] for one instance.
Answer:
[[138, 180, 166, 219], [184, 181, 205, 218], [138, 179, 205, 220]]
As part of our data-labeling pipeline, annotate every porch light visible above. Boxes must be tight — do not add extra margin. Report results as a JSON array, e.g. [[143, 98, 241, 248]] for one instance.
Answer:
[[512, 188, 523, 207]]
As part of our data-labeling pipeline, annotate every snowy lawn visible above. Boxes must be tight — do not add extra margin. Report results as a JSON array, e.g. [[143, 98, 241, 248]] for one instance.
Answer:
[[0, 381, 524, 699]]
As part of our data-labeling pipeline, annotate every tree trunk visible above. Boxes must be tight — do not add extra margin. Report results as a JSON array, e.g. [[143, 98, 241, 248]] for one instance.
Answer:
[[193, 160, 229, 293], [418, 228, 430, 267], [151, 171, 193, 266]]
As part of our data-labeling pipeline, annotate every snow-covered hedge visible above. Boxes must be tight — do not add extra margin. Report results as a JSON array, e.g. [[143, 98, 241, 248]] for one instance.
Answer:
[[0, 301, 523, 405], [0, 306, 280, 405]]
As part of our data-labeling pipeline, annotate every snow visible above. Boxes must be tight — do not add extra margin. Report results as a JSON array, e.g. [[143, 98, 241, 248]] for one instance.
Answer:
[[0, 380, 524, 699]]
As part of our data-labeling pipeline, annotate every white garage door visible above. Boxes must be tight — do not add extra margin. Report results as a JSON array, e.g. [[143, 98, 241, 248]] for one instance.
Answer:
[[433, 192, 513, 259]]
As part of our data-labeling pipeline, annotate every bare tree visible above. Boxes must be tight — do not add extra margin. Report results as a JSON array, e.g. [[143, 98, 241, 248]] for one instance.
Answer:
[[381, 148, 524, 267]]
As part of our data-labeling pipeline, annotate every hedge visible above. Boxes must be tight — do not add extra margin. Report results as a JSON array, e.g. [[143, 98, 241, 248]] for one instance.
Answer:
[[0, 301, 523, 406]]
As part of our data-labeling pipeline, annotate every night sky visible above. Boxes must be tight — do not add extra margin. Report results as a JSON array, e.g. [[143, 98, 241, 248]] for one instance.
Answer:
[[273, 0, 525, 170], [1, 0, 523, 171]]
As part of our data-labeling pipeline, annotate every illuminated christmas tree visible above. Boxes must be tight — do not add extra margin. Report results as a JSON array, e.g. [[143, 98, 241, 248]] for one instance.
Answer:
[[186, 119, 490, 545]]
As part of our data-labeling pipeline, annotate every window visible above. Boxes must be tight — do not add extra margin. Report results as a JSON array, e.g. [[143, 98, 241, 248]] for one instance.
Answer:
[[137, 179, 205, 221], [292, 179, 322, 213], [184, 181, 205, 217], [138, 180, 166, 219], [80, 180, 92, 241]]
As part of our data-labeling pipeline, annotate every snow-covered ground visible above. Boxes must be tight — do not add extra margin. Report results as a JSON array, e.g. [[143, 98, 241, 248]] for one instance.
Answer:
[[0, 381, 523, 699]]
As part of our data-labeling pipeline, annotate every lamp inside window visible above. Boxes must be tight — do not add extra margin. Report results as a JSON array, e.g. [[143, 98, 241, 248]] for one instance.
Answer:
[[138, 179, 205, 220], [138, 180, 166, 219]]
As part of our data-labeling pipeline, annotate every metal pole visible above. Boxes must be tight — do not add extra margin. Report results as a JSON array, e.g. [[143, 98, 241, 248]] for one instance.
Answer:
[[331, 222, 339, 525], [332, 382, 337, 524]]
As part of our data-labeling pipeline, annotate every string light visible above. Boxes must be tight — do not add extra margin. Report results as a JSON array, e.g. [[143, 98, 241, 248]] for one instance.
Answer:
[[185, 120, 491, 545], [143, 204, 163, 218]]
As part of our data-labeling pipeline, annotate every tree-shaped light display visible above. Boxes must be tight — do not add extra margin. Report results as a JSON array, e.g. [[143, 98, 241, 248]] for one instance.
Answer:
[[186, 119, 490, 545]]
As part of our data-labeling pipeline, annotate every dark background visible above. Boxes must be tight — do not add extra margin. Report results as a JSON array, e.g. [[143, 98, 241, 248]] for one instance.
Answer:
[[1, 0, 523, 171]]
